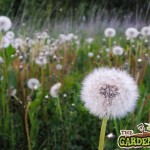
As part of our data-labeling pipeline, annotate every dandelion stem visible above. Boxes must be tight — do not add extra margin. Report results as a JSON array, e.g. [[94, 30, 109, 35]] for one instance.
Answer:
[[98, 117, 108, 150], [56, 97, 62, 120], [25, 102, 31, 150], [114, 119, 119, 137]]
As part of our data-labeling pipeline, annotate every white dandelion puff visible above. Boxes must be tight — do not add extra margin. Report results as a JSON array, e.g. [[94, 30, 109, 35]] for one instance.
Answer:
[[56, 64, 62, 70], [125, 28, 139, 39], [0, 57, 4, 63], [0, 16, 12, 31], [0, 36, 10, 48], [86, 38, 94, 44], [27, 78, 40, 90], [35, 56, 48, 66], [50, 83, 61, 98], [6, 31, 15, 40], [104, 28, 116, 37], [112, 46, 124, 56], [141, 26, 150, 37], [88, 52, 94, 58], [15, 38, 24, 49], [81, 67, 138, 119]]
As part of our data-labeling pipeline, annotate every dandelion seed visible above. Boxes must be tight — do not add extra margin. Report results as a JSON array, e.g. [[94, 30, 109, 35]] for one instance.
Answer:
[[112, 46, 124, 56], [0, 16, 12, 31], [27, 78, 40, 90], [50, 83, 61, 98], [125, 28, 139, 39], [104, 28, 116, 37], [81, 67, 138, 119]]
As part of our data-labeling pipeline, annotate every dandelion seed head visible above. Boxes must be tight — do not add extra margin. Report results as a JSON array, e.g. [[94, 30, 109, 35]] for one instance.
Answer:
[[56, 64, 62, 70], [0, 57, 4, 63], [0, 36, 10, 48], [0, 16, 12, 31], [112, 46, 124, 56], [86, 38, 94, 44], [141, 26, 150, 37], [81, 67, 138, 119], [6, 31, 14, 40], [27, 78, 40, 90], [104, 28, 116, 37], [35, 56, 48, 66], [88, 52, 94, 58], [107, 133, 115, 139], [125, 28, 139, 39], [50, 83, 61, 98]]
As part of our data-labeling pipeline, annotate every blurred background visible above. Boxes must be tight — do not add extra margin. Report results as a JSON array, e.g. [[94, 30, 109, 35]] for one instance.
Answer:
[[0, 0, 150, 34]]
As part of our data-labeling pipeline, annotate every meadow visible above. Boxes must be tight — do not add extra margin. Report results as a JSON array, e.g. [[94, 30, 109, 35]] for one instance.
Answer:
[[0, 14, 150, 150]]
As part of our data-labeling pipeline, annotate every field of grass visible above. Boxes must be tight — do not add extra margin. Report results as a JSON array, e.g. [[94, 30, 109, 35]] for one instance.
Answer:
[[0, 14, 150, 150]]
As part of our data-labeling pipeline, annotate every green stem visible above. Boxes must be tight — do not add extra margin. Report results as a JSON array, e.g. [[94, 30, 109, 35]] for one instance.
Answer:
[[98, 117, 108, 150], [25, 103, 32, 150], [114, 119, 119, 137], [56, 97, 62, 120]]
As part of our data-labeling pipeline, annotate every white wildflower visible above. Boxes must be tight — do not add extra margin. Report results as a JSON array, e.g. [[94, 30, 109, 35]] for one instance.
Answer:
[[81, 67, 138, 119]]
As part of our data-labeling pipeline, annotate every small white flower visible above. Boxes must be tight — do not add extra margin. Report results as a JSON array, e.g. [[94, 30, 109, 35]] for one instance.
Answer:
[[50, 83, 61, 98], [125, 28, 139, 39], [104, 28, 116, 37], [0, 36, 10, 48], [112, 46, 124, 55], [0, 16, 12, 31], [27, 78, 40, 90], [141, 27, 150, 37], [81, 67, 138, 119], [88, 52, 94, 58], [56, 64, 62, 70]]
